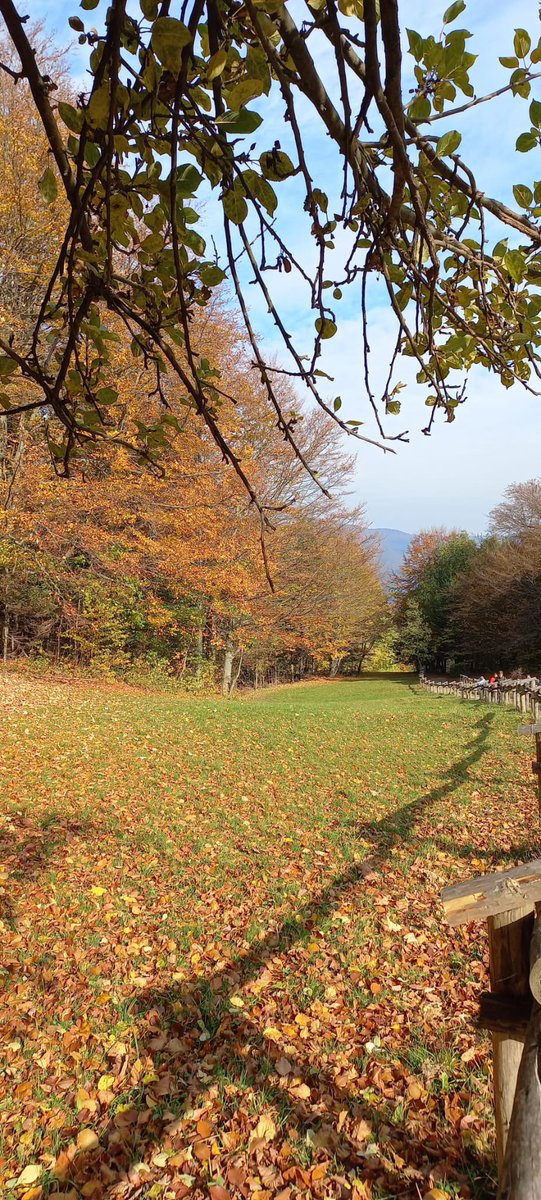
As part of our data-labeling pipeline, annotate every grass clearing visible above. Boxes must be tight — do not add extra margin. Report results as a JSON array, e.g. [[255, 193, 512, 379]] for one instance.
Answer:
[[0, 672, 538, 1199]]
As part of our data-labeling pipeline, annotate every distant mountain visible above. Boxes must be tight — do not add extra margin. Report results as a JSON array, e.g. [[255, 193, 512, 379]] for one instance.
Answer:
[[374, 528, 411, 578]]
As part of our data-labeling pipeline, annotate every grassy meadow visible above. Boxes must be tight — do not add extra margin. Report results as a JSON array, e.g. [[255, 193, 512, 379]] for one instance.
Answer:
[[1, 673, 538, 1200]]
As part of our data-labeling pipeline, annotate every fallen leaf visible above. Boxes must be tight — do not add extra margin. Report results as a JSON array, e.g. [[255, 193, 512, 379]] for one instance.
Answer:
[[76, 1129, 100, 1152], [16, 1165, 42, 1188]]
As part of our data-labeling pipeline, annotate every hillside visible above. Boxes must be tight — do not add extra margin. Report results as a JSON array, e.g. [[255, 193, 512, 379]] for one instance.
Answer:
[[375, 527, 411, 577]]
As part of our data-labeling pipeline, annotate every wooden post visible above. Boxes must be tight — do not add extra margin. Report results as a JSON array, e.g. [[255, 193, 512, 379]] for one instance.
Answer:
[[517, 724, 541, 820], [497, 1003, 541, 1199], [442, 862, 541, 1178], [488, 906, 533, 1169]]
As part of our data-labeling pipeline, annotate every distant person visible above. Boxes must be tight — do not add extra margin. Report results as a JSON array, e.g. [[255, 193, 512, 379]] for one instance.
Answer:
[[475, 675, 488, 686], [489, 673, 498, 687]]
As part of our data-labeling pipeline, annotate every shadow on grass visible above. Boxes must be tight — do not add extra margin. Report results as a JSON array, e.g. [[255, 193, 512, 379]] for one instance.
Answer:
[[62, 710, 504, 1198], [0, 811, 93, 927]]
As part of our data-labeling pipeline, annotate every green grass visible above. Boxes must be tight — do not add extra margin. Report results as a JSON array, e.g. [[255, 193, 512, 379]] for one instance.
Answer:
[[0, 672, 537, 1199]]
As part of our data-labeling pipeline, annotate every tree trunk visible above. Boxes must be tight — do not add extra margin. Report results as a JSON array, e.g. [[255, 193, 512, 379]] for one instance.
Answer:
[[222, 636, 235, 697]]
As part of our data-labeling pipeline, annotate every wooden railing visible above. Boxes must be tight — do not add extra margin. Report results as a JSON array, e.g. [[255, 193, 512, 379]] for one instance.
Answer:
[[420, 674, 541, 720], [443, 864, 541, 1199]]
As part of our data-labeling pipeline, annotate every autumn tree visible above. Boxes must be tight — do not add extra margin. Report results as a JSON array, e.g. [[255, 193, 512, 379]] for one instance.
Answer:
[[0, 1, 540, 505]]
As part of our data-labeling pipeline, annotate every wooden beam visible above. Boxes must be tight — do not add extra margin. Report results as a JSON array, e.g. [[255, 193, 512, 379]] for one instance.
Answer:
[[489, 907, 534, 1171], [442, 860, 541, 926], [497, 1004, 541, 1199], [518, 724, 541, 735], [477, 991, 532, 1035]]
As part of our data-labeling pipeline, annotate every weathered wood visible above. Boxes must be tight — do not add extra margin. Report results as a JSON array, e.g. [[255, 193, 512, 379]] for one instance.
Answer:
[[497, 1003, 541, 1200], [477, 991, 532, 1035], [536, 732, 541, 821], [529, 909, 541, 1005], [518, 724, 541, 735], [489, 908, 534, 1171], [442, 861, 541, 926]]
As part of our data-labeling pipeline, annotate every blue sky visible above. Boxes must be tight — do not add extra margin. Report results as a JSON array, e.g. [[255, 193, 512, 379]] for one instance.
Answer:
[[16, 0, 541, 533]]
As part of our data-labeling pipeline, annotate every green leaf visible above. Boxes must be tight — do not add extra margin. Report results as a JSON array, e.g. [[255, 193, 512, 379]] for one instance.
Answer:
[[436, 129, 462, 156], [443, 0, 465, 24], [333, 397, 342, 411], [530, 99, 541, 128], [141, 0, 158, 17], [81, 0, 99, 8], [96, 386, 118, 405], [386, 399, 401, 414], [206, 49, 227, 80], [84, 141, 101, 167], [499, 56, 519, 68], [38, 166, 58, 205], [242, 169, 277, 216], [259, 150, 296, 181], [514, 28, 531, 58], [216, 109, 262, 134], [151, 17, 192, 72], [176, 164, 203, 197], [222, 188, 248, 225], [69, 15, 85, 30], [513, 183, 533, 208], [227, 78, 265, 109], [516, 130, 537, 152], [406, 29, 424, 61], [199, 263, 227, 286], [504, 249, 526, 282], [0, 356, 18, 378], [58, 101, 84, 133], [408, 95, 431, 121], [315, 317, 337, 340]]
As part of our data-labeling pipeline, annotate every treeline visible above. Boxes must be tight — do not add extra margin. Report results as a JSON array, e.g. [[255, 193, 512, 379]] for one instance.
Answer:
[[392, 479, 541, 674], [0, 35, 387, 692]]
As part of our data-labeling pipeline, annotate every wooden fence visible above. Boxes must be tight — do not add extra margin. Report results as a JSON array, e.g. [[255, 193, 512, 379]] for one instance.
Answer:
[[420, 674, 541, 720], [430, 673, 541, 1195]]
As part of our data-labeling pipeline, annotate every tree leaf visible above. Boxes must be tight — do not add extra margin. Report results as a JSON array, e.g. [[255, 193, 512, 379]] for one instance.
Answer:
[[513, 183, 533, 208], [222, 188, 248, 225], [87, 83, 110, 130], [38, 166, 58, 205], [216, 109, 262, 134], [514, 28, 531, 58], [315, 317, 337, 340], [0, 356, 17, 378], [516, 130, 537, 152], [58, 101, 84, 133], [436, 129, 462, 157], [227, 78, 264, 110], [206, 49, 227, 80], [259, 150, 296, 181], [443, 0, 465, 24], [151, 17, 192, 72]]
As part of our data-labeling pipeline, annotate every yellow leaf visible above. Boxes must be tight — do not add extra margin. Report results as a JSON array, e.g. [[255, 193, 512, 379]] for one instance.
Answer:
[[255, 1113, 276, 1142], [16, 1165, 42, 1188], [90, 886, 106, 897], [76, 1129, 100, 1152], [97, 1074, 114, 1091], [229, 995, 244, 1008], [263, 1026, 281, 1042]]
